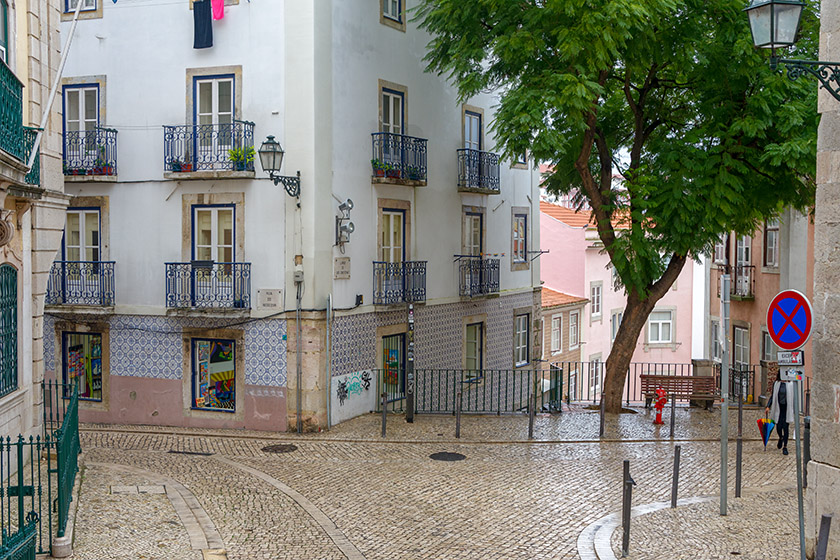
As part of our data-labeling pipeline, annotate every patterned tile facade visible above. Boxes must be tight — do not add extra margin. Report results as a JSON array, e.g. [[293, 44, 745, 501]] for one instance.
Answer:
[[331, 290, 537, 376], [43, 313, 287, 387]]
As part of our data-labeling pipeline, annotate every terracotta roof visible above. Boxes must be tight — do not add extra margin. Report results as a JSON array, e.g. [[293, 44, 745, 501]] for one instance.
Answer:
[[540, 201, 592, 228], [541, 288, 588, 308]]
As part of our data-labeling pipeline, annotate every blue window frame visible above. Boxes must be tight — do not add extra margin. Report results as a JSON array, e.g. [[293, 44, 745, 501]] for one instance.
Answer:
[[465, 110, 482, 151], [192, 338, 235, 412]]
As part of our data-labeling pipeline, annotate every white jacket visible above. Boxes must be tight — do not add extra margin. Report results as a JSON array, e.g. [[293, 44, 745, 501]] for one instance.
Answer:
[[769, 380, 796, 424]]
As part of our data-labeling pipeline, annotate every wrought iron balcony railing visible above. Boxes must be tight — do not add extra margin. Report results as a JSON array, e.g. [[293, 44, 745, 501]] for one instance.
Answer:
[[63, 127, 117, 176], [165, 262, 251, 309], [373, 261, 427, 305], [46, 261, 116, 306], [0, 59, 24, 163], [717, 264, 755, 299], [371, 132, 428, 182], [23, 127, 40, 186], [457, 148, 500, 194], [457, 256, 500, 297], [163, 120, 255, 173]]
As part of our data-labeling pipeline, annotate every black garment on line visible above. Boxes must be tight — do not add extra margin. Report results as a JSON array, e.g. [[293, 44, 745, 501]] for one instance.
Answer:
[[194, 0, 213, 49]]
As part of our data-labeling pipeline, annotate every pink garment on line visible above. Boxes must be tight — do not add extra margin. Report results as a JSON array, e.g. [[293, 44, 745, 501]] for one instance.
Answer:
[[212, 0, 224, 20]]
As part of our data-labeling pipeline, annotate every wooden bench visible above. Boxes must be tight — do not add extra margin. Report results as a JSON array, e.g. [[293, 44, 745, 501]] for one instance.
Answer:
[[639, 374, 718, 409]]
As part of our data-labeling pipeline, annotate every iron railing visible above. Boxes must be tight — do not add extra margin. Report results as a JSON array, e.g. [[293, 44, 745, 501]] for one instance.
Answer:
[[371, 132, 428, 182], [717, 264, 755, 299], [0, 518, 37, 560], [372, 261, 427, 305], [165, 262, 251, 309], [457, 256, 500, 297], [163, 120, 255, 173], [22, 127, 40, 186], [53, 385, 78, 540], [0, 60, 24, 163], [63, 127, 117, 176], [457, 148, 500, 193], [0, 434, 50, 556], [46, 261, 116, 306], [713, 364, 759, 404]]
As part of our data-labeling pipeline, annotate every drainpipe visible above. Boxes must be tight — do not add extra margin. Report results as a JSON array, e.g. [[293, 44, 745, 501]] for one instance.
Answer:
[[26, 0, 84, 169], [326, 294, 332, 429], [295, 265, 302, 434]]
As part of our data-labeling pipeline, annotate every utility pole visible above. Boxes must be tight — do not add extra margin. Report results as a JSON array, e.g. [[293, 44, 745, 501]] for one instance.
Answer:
[[720, 274, 731, 516]]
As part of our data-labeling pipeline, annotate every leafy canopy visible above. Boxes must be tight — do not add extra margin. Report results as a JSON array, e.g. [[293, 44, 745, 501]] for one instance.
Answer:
[[417, 0, 818, 299]]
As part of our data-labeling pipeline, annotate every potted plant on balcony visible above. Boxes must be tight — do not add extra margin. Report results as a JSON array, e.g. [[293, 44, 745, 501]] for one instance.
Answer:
[[92, 147, 113, 175], [386, 163, 401, 179], [170, 157, 193, 173], [228, 146, 255, 171], [406, 165, 423, 181], [371, 158, 387, 177]]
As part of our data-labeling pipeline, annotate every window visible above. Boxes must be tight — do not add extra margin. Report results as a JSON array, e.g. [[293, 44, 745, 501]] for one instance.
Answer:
[[589, 355, 602, 396], [0, 0, 8, 63], [648, 310, 673, 344], [65, 209, 100, 262], [550, 315, 562, 354], [464, 110, 482, 150], [464, 212, 483, 256], [192, 338, 235, 411], [514, 313, 530, 367], [513, 214, 527, 263], [711, 320, 721, 361], [590, 283, 602, 318], [381, 89, 404, 135], [66, 0, 96, 13], [195, 75, 234, 166], [381, 210, 405, 263], [569, 311, 580, 349], [63, 332, 102, 401], [193, 206, 233, 262], [0, 265, 16, 398], [764, 218, 779, 268], [714, 236, 727, 264], [513, 152, 527, 166], [465, 322, 483, 377], [611, 311, 623, 342], [762, 331, 777, 363], [734, 326, 749, 371], [736, 235, 751, 266], [382, 0, 401, 22], [63, 85, 100, 168], [382, 333, 405, 393]]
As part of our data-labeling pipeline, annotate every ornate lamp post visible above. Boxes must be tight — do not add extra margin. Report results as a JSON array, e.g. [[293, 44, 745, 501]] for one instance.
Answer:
[[258, 135, 301, 198]]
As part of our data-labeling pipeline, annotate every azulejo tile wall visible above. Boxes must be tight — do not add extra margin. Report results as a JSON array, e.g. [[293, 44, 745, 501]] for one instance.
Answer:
[[331, 290, 536, 376], [43, 313, 287, 387]]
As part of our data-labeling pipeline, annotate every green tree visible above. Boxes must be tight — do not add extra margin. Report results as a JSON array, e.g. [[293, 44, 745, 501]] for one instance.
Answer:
[[418, 0, 817, 413]]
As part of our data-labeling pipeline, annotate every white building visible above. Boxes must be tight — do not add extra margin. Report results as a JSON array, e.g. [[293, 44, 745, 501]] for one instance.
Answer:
[[46, 0, 541, 431]]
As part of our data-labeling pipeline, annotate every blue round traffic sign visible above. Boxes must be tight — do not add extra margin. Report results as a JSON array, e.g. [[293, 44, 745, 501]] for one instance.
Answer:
[[767, 290, 813, 351]]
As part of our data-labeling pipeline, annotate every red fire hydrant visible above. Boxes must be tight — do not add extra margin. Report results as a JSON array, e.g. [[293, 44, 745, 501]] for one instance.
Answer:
[[653, 387, 668, 425]]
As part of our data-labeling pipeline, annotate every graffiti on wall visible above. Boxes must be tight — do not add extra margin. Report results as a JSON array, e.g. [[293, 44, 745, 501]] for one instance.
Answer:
[[336, 370, 373, 406]]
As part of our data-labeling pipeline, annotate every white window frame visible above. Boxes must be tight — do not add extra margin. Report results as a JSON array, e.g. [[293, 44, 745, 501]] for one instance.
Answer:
[[590, 282, 602, 318], [381, 89, 404, 135], [550, 314, 562, 354], [589, 355, 602, 396], [714, 236, 727, 264], [514, 313, 530, 367], [762, 330, 777, 363], [647, 310, 673, 344], [382, 0, 401, 22], [711, 319, 721, 362], [464, 212, 483, 256], [381, 209, 405, 263], [764, 219, 779, 268], [193, 206, 234, 263], [611, 310, 623, 343], [64, 209, 100, 262], [66, 0, 96, 13], [464, 110, 482, 151], [734, 326, 750, 371], [569, 311, 580, 350], [465, 322, 484, 373], [513, 214, 527, 263]]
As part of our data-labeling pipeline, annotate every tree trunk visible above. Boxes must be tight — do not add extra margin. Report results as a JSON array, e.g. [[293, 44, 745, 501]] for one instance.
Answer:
[[602, 295, 655, 413]]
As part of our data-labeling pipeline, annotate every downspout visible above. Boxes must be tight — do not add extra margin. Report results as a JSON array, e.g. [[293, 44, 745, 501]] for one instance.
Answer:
[[325, 294, 332, 429], [26, 0, 84, 169]]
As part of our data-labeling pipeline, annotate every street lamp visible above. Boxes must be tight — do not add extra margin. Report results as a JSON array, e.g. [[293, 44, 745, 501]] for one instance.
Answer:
[[745, 0, 840, 102], [258, 135, 301, 198]]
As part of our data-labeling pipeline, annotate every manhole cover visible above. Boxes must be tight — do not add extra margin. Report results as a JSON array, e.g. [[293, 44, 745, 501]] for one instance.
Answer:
[[167, 450, 213, 456], [429, 452, 466, 462], [262, 444, 298, 454]]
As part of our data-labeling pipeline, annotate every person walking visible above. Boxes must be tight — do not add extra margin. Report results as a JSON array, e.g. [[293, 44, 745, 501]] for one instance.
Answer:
[[765, 376, 795, 455]]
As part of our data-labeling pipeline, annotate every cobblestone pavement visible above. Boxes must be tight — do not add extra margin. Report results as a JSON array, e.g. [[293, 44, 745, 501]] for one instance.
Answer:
[[73, 408, 800, 560]]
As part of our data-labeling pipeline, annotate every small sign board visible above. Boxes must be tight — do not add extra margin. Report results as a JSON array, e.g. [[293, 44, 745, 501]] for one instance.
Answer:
[[777, 350, 804, 366], [779, 368, 803, 382], [257, 289, 283, 310], [334, 257, 351, 280]]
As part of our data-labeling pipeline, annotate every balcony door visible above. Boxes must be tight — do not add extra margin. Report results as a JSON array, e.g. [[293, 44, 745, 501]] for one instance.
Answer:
[[382, 333, 405, 401], [60, 209, 103, 304], [192, 206, 235, 306], [195, 76, 234, 169], [63, 86, 99, 170], [463, 212, 483, 293], [735, 235, 751, 296], [464, 111, 482, 150], [380, 89, 404, 168]]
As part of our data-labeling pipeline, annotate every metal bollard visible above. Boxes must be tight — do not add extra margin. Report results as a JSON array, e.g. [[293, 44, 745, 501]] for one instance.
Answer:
[[815, 514, 833, 560], [621, 460, 636, 557], [455, 391, 462, 439], [669, 393, 676, 438], [804, 416, 811, 489], [381, 393, 387, 438], [599, 398, 606, 438], [736, 395, 743, 498], [528, 390, 536, 440], [671, 445, 681, 508]]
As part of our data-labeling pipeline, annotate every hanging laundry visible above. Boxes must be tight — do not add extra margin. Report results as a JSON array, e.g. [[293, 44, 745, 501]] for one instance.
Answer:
[[194, 0, 213, 49], [212, 0, 224, 20]]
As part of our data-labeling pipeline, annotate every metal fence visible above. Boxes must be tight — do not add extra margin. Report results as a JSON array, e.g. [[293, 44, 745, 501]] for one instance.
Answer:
[[456, 256, 500, 297], [63, 127, 117, 176], [22, 127, 40, 186], [0, 60, 24, 163], [372, 261, 427, 304], [46, 261, 116, 306], [163, 120, 255, 173], [456, 148, 500, 193], [165, 262, 251, 309], [371, 132, 427, 181]]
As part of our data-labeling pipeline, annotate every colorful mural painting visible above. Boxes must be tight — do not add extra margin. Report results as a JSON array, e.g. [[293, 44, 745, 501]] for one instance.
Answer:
[[63, 332, 103, 400], [193, 339, 235, 411]]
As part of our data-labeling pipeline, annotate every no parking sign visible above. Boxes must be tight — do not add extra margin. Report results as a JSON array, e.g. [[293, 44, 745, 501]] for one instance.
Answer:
[[767, 290, 813, 351]]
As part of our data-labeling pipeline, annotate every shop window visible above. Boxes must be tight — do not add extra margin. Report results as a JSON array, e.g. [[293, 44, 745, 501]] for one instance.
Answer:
[[192, 338, 235, 411], [63, 332, 102, 401]]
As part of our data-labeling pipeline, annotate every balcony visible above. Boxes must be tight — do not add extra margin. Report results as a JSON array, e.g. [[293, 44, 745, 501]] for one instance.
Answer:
[[46, 261, 116, 307], [372, 261, 427, 305], [717, 264, 755, 300], [163, 120, 255, 179], [371, 132, 427, 186], [457, 256, 500, 297], [165, 262, 251, 309], [63, 127, 118, 180], [23, 127, 40, 187], [0, 60, 24, 162], [457, 148, 500, 194]]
